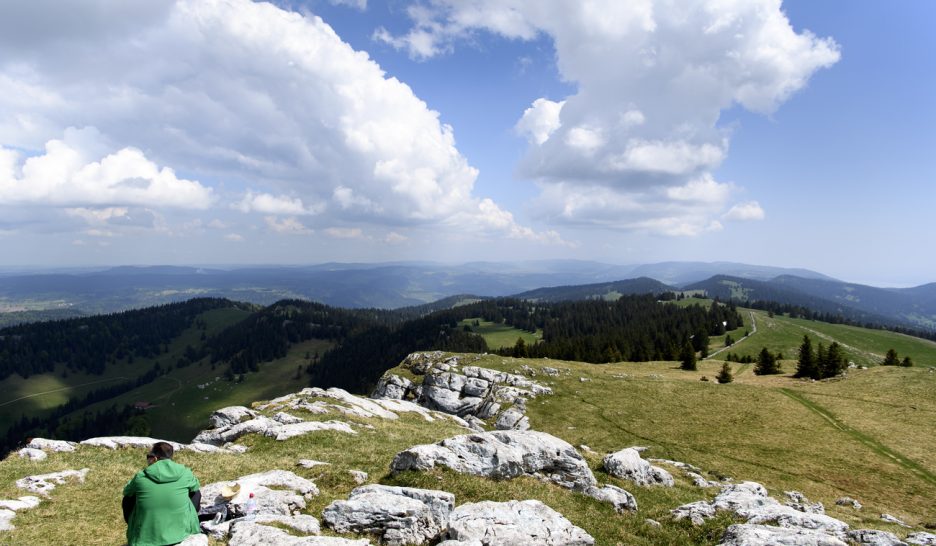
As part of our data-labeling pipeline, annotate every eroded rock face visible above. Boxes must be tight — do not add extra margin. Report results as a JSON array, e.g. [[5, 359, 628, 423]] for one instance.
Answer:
[[603, 448, 674, 487], [391, 430, 596, 492], [210, 406, 259, 429], [442, 500, 595, 546], [322, 485, 454, 545], [718, 524, 848, 546], [847, 529, 909, 546], [372, 374, 414, 400]]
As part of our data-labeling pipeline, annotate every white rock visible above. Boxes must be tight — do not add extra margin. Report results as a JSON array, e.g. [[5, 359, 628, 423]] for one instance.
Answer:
[[323, 484, 454, 545], [907, 532, 936, 545], [177, 533, 209, 546], [0, 509, 16, 532], [583, 484, 637, 513], [645, 518, 662, 528], [209, 406, 258, 429], [444, 500, 594, 546], [0, 496, 41, 511], [26, 438, 77, 452], [372, 374, 414, 400], [881, 514, 912, 528], [81, 436, 181, 450], [349, 470, 368, 485], [785, 491, 825, 514], [228, 520, 371, 545], [671, 500, 717, 525], [17, 448, 47, 461], [391, 430, 597, 492], [201, 470, 318, 520], [298, 459, 330, 468], [306, 387, 400, 420], [848, 529, 908, 546], [371, 399, 438, 422], [603, 448, 674, 487], [273, 412, 306, 425], [718, 524, 848, 546], [495, 407, 530, 431], [835, 496, 862, 510], [268, 420, 357, 441], [15, 468, 89, 496]]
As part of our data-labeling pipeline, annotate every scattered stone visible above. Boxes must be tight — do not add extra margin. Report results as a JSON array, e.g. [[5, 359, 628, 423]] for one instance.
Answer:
[[462, 415, 486, 432], [16, 448, 47, 461], [323, 484, 454, 545], [579, 377, 590, 383], [541, 367, 559, 376], [583, 484, 637, 513], [881, 514, 912, 528], [579, 444, 594, 453], [785, 491, 825, 514], [718, 524, 848, 546], [603, 448, 675, 487], [907, 532, 936, 545], [15, 468, 89, 496], [671, 500, 717, 526], [0, 510, 15, 532], [645, 518, 661, 528], [835, 497, 862, 510], [443, 500, 594, 546], [391, 430, 597, 492], [298, 459, 330, 469], [26, 438, 77, 452], [847, 529, 908, 546], [686, 471, 721, 488], [0, 497, 41, 512], [349, 470, 368, 485], [228, 520, 370, 546]]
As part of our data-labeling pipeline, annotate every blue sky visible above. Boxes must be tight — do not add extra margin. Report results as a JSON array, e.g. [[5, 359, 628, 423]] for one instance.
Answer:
[[0, 1, 932, 286]]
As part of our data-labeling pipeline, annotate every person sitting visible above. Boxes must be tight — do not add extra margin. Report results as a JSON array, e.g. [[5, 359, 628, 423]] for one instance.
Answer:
[[122, 441, 202, 546]]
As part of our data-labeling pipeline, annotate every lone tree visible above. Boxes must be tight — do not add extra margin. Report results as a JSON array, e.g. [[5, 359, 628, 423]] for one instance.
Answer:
[[821, 342, 846, 378], [882, 348, 900, 366], [754, 347, 781, 375], [725, 334, 734, 347], [716, 362, 733, 384], [900, 356, 914, 367], [680, 340, 697, 371], [795, 335, 819, 379]]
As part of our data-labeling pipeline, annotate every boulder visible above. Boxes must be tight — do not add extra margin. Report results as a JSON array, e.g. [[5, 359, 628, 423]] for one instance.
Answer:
[[349, 470, 368, 484], [26, 438, 77, 452], [495, 407, 530, 431], [322, 484, 454, 545], [391, 430, 596, 492], [200, 470, 318, 523], [0, 510, 15, 532], [298, 459, 330, 469], [847, 529, 908, 546], [372, 374, 413, 400], [835, 497, 862, 510], [17, 448, 47, 461], [209, 406, 258, 429], [268, 420, 357, 441], [907, 532, 936, 546], [228, 520, 371, 546], [443, 500, 594, 546], [671, 500, 717, 525], [583, 485, 637, 513], [718, 524, 848, 546], [303, 388, 400, 420], [602, 448, 674, 487], [15, 468, 89, 496]]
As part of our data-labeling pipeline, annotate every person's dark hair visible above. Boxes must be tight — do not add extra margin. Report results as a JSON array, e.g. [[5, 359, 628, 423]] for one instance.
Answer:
[[148, 441, 174, 460]]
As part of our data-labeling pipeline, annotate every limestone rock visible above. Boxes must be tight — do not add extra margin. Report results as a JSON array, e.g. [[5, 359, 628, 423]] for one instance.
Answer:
[[322, 484, 454, 545], [268, 420, 358, 441], [848, 529, 908, 546], [81, 436, 181, 450], [718, 524, 848, 546], [881, 514, 912, 528], [26, 438, 77, 452], [304, 388, 400, 420], [583, 484, 637, 513], [671, 500, 717, 526], [201, 470, 318, 523], [177, 533, 209, 546], [15, 468, 89, 496], [907, 532, 936, 545], [541, 367, 559, 376], [443, 500, 594, 546], [495, 406, 530, 431], [349, 470, 368, 484], [391, 430, 596, 492], [602, 448, 674, 487], [0, 497, 41, 512], [228, 520, 371, 546], [209, 406, 258, 429], [298, 459, 330, 469], [372, 374, 413, 400], [17, 448, 47, 461], [0, 509, 15, 532], [273, 412, 306, 425], [785, 491, 825, 514], [835, 497, 862, 510]]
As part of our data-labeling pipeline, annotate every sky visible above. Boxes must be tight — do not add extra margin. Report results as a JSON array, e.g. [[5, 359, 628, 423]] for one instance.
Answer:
[[0, 0, 933, 286]]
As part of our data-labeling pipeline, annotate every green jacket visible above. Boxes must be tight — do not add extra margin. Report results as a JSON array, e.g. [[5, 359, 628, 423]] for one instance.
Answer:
[[123, 459, 201, 546]]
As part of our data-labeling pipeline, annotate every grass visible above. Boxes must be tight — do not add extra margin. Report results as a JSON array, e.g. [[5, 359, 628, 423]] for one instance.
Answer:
[[458, 318, 541, 350]]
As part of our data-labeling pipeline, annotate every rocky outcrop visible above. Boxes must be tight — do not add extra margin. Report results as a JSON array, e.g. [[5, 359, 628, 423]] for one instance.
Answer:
[[440, 500, 594, 546], [603, 448, 674, 487], [322, 485, 454, 545], [391, 430, 596, 492], [79, 435, 228, 453], [210, 406, 259, 428], [0, 496, 41, 532], [907, 532, 936, 546], [193, 415, 357, 445], [227, 518, 370, 546], [673, 482, 850, 541], [582, 484, 638, 513], [15, 468, 89, 496], [16, 448, 47, 461], [718, 524, 848, 546], [784, 491, 824, 515], [881, 514, 912, 528], [372, 352, 553, 432], [26, 438, 77, 452], [848, 529, 908, 546], [835, 496, 862, 510]]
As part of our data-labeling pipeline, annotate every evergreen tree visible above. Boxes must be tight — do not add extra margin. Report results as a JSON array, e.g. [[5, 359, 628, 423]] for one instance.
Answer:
[[900, 356, 914, 367], [754, 347, 781, 375], [680, 341, 697, 371], [882, 348, 899, 366], [822, 342, 845, 378], [716, 362, 733, 384], [512, 337, 528, 358], [795, 335, 818, 379]]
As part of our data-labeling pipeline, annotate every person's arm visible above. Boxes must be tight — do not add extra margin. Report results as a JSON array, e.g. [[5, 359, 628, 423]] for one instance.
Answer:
[[122, 495, 135, 523], [190, 490, 201, 512]]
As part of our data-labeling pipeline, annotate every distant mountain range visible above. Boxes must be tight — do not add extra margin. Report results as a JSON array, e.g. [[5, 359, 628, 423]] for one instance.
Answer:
[[0, 260, 933, 331]]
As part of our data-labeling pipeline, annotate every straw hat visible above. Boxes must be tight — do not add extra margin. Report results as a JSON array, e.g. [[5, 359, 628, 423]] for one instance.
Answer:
[[220, 482, 241, 500]]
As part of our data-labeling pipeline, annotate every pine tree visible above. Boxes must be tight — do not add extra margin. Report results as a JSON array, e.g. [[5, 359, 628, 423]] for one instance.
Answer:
[[822, 342, 845, 378], [882, 348, 899, 366], [716, 362, 733, 384], [680, 341, 697, 371], [754, 347, 781, 375], [795, 335, 818, 379], [900, 356, 913, 367]]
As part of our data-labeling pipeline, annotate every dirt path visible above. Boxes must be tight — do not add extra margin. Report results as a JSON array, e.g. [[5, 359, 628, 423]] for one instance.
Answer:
[[780, 388, 936, 487], [706, 311, 757, 360], [0, 376, 128, 408]]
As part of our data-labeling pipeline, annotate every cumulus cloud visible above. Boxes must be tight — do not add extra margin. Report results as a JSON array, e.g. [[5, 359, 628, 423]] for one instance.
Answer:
[[384, 0, 839, 235], [224, 232, 244, 242], [325, 227, 364, 239], [264, 216, 312, 235], [0, 0, 554, 244], [723, 201, 766, 221]]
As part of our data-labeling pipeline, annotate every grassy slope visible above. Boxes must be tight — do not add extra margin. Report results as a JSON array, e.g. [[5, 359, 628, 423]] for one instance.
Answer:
[[1, 351, 933, 544], [458, 318, 541, 350]]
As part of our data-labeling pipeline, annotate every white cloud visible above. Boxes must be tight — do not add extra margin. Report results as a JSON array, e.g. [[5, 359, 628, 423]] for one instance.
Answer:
[[329, 0, 367, 11], [325, 227, 364, 239], [224, 232, 244, 242], [264, 216, 312, 235], [0, 0, 555, 244], [0, 128, 214, 209], [385, 0, 839, 235], [723, 201, 766, 221], [384, 231, 408, 244], [515, 98, 564, 145]]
